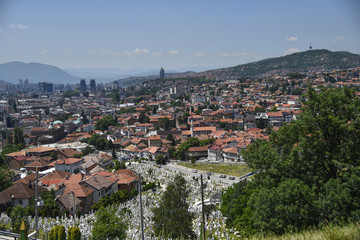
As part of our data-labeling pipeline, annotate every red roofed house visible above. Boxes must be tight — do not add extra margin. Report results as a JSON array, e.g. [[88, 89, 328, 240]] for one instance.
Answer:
[[208, 145, 223, 162], [8, 155, 30, 169], [148, 135, 162, 147], [222, 147, 240, 162], [56, 174, 94, 213], [57, 148, 82, 160], [114, 169, 139, 192], [185, 146, 209, 160], [39, 170, 70, 188], [54, 158, 84, 173], [0, 183, 45, 210]]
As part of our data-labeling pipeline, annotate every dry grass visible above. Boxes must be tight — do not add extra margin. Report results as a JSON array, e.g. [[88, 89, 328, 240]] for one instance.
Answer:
[[178, 162, 251, 177], [246, 223, 360, 240]]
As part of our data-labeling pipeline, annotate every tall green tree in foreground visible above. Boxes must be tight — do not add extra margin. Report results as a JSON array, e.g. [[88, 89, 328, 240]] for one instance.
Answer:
[[91, 206, 126, 240], [221, 87, 360, 236], [49, 225, 66, 240], [152, 174, 195, 239]]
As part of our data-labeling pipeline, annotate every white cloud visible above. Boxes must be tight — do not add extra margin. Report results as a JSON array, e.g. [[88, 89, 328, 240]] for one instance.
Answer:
[[99, 51, 122, 55], [169, 50, 179, 55], [194, 52, 204, 57], [10, 24, 29, 29], [151, 51, 162, 57], [284, 48, 300, 55], [41, 50, 49, 54], [332, 35, 344, 43], [221, 52, 251, 57], [286, 36, 298, 42], [221, 52, 240, 57], [133, 48, 149, 54], [124, 48, 150, 55]]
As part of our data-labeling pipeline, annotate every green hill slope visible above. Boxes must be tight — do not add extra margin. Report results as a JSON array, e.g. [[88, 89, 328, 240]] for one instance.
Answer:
[[200, 49, 360, 78]]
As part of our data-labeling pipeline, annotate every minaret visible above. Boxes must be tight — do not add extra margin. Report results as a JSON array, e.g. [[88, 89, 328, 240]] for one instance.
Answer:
[[127, 124, 130, 139], [190, 104, 194, 137], [191, 118, 194, 137]]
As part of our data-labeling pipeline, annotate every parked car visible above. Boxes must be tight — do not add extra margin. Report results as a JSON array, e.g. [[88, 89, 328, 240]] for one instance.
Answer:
[[219, 174, 226, 178], [192, 169, 198, 173], [228, 176, 235, 180], [207, 172, 212, 176]]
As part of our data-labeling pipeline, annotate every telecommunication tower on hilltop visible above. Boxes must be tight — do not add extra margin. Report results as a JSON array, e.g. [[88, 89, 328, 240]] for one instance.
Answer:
[[309, 43, 312, 51]]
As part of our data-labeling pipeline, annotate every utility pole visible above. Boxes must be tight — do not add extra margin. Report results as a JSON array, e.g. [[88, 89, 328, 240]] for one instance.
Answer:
[[138, 174, 144, 240], [201, 174, 206, 240], [71, 190, 76, 216], [34, 167, 39, 239]]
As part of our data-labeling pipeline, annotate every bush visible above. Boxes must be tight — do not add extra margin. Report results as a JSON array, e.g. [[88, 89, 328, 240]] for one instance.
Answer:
[[52, 209, 59, 218], [50, 225, 66, 240], [131, 188, 138, 197], [67, 226, 81, 240], [6, 207, 12, 216]]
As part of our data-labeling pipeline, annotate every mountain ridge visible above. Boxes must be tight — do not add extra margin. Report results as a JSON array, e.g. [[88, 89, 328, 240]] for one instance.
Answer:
[[194, 49, 360, 79], [0, 61, 80, 84], [1, 49, 359, 85]]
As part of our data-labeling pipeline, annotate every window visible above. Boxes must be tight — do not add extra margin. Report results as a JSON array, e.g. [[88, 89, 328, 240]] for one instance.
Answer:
[[18, 199, 23, 204]]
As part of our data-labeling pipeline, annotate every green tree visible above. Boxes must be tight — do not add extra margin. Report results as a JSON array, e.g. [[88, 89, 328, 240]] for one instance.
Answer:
[[10, 206, 28, 233], [13, 127, 25, 146], [67, 226, 81, 240], [152, 175, 195, 239], [254, 106, 266, 113], [221, 87, 360, 236], [160, 117, 172, 130], [200, 138, 216, 146], [112, 148, 116, 159], [49, 225, 66, 240], [182, 112, 190, 123], [91, 206, 127, 240], [168, 147, 176, 159], [82, 146, 94, 156], [174, 137, 200, 160], [0, 165, 14, 191], [95, 115, 117, 131], [166, 134, 175, 146], [138, 112, 150, 123], [155, 154, 166, 165]]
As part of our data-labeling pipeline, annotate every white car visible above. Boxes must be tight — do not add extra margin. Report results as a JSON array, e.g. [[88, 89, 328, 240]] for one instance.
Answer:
[[192, 169, 198, 173], [219, 174, 226, 178]]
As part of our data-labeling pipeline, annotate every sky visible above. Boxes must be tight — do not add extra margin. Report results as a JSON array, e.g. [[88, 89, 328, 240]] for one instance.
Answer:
[[0, 0, 359, 75]]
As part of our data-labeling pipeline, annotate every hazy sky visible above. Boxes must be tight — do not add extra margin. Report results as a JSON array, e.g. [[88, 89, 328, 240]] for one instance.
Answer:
[[0, 0, 359, 73]]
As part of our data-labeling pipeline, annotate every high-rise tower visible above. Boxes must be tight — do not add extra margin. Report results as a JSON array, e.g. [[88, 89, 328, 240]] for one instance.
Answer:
[[80, 79, 87, 92], [160, 67, 165, 79], [90, 79, 96, 92]]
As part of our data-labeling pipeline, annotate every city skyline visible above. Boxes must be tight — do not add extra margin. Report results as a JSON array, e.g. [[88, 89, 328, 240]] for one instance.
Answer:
[[0, 0, 359, 75]]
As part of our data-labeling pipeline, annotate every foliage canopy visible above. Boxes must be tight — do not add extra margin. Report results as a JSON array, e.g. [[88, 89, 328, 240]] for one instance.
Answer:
[[152, 174, 195, 239], [221, 87, 360, 236]]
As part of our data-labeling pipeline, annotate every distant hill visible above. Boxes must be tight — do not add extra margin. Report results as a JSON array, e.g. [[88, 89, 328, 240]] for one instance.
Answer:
[[0, 61, 80, 84], [196, 49, 360, 78]]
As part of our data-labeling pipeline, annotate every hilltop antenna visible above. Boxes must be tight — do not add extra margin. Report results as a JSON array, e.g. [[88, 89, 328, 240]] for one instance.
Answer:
[[309, 43, 312, 51]]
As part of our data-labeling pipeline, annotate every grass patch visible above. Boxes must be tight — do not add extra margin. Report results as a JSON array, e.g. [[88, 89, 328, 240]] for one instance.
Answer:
[[178, 162, 251, 177], [248, 222, 360, 240]]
